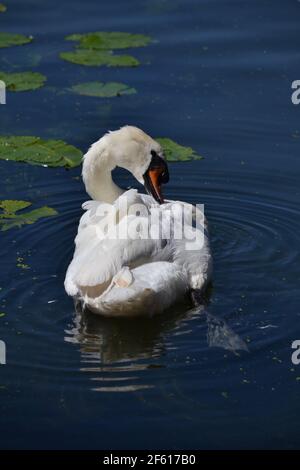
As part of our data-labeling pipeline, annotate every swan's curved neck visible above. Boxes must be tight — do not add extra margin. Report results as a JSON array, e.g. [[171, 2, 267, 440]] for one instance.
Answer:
[[85, 167, 124, 203], [82, 142, 124, 203]]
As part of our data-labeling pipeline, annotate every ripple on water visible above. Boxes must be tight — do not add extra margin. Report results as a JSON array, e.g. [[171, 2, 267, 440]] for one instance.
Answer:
[[1, 167, 299, 394]]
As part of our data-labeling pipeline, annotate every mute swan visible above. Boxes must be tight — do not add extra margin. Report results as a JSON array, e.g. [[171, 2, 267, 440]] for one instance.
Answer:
[[65, 126, 212, 317]]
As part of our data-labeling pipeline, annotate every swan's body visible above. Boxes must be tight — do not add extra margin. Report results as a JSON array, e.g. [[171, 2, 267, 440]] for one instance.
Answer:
[[65, 126, 212, 317]]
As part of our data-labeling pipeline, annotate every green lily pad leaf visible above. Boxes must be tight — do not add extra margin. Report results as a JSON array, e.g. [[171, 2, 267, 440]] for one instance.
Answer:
[[71, 81, 136, 97], [0, 3, 7, 13], [0, 136, 83, 168], [0, 200, 31, 216], [0, 32, 33, 48], [60, 49, 139, 67], [0, 200, 57, 231], [156, 137, 204, 162], [0, 71, 46, 92], [66, 32, 152, 50]]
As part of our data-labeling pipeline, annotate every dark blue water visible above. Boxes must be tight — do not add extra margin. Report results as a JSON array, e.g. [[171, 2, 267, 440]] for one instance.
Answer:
[[1, 0, 300, 449]]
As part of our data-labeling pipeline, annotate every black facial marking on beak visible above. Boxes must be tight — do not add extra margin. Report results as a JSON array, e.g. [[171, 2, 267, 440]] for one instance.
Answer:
[[143, 150, 169, 204]]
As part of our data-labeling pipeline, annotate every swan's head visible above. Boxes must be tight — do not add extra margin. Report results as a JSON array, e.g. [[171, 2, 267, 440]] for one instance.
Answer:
[[83, 126, 169, 204]]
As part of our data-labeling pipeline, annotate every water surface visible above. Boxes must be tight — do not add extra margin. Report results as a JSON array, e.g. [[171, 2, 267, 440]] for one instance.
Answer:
[[0, 0, 300, 450]]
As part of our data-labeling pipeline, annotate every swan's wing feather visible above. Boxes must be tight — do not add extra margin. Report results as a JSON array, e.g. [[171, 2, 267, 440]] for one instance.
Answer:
[[65, 195, 212, 300], [160, 201, 212, 290], [65, 200, 170, 293]]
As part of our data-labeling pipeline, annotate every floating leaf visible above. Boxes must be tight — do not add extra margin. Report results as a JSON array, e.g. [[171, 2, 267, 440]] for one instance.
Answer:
[[0, 3, 7, 13], [0, 71, 46, 92], [0, 200, 31, 215], [66, 32, 152, 50], [60, 49, 139, 67], [0, 136, 83, 168], [71, 81, 136, 97], [0, 200, 57, 231], [60, 31, 149, 67], [156, 137, 203, 162], [0, 32, 33, 48]]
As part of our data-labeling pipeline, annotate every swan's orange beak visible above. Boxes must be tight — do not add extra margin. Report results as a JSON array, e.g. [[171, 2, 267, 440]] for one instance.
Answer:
[[143, 152, 169, 204]]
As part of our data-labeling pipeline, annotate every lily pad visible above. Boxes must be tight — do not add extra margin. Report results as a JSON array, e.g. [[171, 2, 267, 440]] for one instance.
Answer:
[[0, 3, 7, 13], [0, 200, 57, 231], [0, 32, 33, 48], [66, 32, 152, 50], [60, 49, 139, 67], [156, 137, 203, 162], [0, 71, 46, 91], [71, 81, 136, 97], [0, 136, 83, 168]]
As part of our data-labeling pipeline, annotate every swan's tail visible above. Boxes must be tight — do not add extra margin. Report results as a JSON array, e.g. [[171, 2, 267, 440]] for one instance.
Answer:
[[77, 262, 189, 318]]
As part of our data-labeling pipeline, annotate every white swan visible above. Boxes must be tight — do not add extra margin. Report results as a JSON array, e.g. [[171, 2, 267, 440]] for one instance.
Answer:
[[65, 126, 212, 317]]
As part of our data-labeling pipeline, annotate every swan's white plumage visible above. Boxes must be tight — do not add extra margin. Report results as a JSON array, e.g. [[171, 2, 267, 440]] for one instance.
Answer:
[[65, 126, 212, 317]]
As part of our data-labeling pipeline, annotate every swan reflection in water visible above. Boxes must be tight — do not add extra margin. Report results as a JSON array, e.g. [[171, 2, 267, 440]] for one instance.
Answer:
[[64, 297, 248, 392], [66, 299, 191, 363]]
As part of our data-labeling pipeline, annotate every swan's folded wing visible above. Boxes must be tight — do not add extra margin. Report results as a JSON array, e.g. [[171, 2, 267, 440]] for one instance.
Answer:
[[64, 203, 170, 296]]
